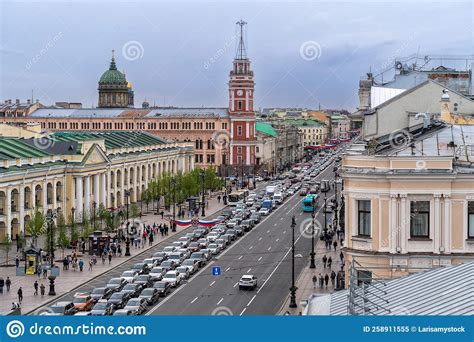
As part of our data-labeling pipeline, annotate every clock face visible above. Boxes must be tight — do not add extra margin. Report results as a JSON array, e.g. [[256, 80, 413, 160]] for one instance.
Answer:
[[236, 90, 243, 96]]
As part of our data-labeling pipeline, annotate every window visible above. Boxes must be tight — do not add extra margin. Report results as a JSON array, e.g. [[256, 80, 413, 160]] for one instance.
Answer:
[[357, 270, 372, 286], [237, 101, 243, 110], [468, 202, 474, 238], [237, 125, 242, 136], [410, 201, 430, 238], [357, 200, 371, 236]]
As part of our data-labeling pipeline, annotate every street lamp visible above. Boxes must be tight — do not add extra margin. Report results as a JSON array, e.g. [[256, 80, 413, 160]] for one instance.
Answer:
[[92, 201, 97, 230], [199, 170, 205, 217], [46, 209, 57, 266], [124, 190, 131, 257], [289, 215, 298, 308], [324, 192, 328, 233], [310, 199, 316, 269], [171, 178, 176, 232]]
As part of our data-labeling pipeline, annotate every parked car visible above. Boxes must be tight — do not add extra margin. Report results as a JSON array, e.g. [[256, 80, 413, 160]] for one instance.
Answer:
[[149, 267, 166, 281], [106, 278, 127, 292], [72, 293, 94, 311], [132, 263, 150, 275], [162, 271, 182, 287], [113, 309, 135, 316], [90, 287, 113, 302], [153, 281, 171, 296], [47, 301, 77, 316], [181, 259, 199, 274], [160, 260, 177, 270], [124, 297, 147, 315], [239, 275, 258, 290], [107, 291, 131, 309], [152, 252, 167, 263], [138, 288, 160, 305], [134, 274, 153, 288], [259, 208, 270, 216], [90, 299, 115, 316], [189, 252, 207, 266], [176, 266, 191, 280], [208, 243, 221, 255], [121, 283, 143, 298], [120, 270, 138, 283]]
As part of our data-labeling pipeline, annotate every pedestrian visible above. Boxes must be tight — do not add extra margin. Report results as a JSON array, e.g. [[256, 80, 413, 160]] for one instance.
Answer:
[[164, 224, 169, 236], [318, 274, 324, 288], [81, 241, 86, 255], [6, 276, 11, 292], [40, 283, 45, 296], [312, 275, 317, 288], [159, 225, 164, 237], [324, 274, 329, 287], [34, 281, 39, 295], [15, 256, 19, 268], [322, 255, 327, 268], [333, 240, 338, 251], [0, 277, 4, 293], [217, 195, 221, 203], [117, 245, 122, 257], [108, 251, 112, 265], [330, 270, 336, 287], [37, 267, 41, 278], [160, 210, 164, 219], [340, 251, 344, 261], [327, 256, 332, 268], [149, 233, 154, 246], [89, 259, 93, 271], [42, 268, 47, 278], [17, 287, 23, 303], [79, 259, 84, 271]]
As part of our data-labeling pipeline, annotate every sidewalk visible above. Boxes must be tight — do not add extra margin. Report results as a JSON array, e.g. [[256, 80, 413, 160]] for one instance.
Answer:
[[0, 195, 225, 314], [279, 234, 344, 315]]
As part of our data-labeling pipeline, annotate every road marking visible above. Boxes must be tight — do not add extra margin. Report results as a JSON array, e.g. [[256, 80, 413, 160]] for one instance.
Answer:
[[216, 298, 224, 305], [233, 282, 238, 288], [299, 212, 303, 216], [267, 230, 270, 233], [247, 268, 252, 273], [225, 267, 230, 272], [190, 297, 198, 304], [283, 230, 286, 234], [258, 256, 262, 261], [268, 246, 272, 251], [249, 245, 253, 250], [239, 308, 247, 316], [209, 280, 215, 287], [280, 217, 283, 220], [258, 237, 262, 241], [273, 223, 277, 226], [247, 295, 257, 307], [238, 255, 243, 260], [276, 238, 279, 242]]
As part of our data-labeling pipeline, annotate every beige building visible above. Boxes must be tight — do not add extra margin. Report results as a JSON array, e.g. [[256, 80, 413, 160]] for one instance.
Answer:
[[0, 127, 193, 239]]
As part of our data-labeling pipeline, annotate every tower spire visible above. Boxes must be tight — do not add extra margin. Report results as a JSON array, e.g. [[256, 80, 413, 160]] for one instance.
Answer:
[[235, 19, 247, 59], [110, 49, 117, 70]]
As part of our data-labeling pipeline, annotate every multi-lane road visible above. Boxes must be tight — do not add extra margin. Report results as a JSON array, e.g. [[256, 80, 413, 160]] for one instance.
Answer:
[[147, 161, 338, 316], [34, 159, 338, 316]]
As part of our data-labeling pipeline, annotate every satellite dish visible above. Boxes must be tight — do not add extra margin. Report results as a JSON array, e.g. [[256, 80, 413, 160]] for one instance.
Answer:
[[395, 61, 403, 70]]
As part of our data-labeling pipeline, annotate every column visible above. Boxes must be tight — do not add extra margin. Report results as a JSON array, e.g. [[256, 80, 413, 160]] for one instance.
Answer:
[[84, 176, 91, 215], [443, 195, 451, 253], [94, 174, 100, 207], [52, 180, 57, 209], [433, 194, 441, 254], [144, 163, 149, 188], [155, 162, 159, 179], [19, 185, 25, 234], [6, 188, 11, 238], [76, 176, 83, 219], [120, 168, 125, 206], [400, 194, 407, 253], [42, 179, 47, 212], [101, 173, 106, 205], [106, 170, 111, 208], [132, 166, 138, 202], [389, 194, 397, 254]]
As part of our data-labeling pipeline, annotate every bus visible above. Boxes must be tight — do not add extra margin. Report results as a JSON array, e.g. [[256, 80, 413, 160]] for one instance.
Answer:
[[301, 194, 319, 212], [228, 189, 249, 206]]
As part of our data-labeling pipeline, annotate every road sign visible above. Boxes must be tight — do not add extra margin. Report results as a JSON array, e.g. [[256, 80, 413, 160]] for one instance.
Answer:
[[212, 266, 221, 276]]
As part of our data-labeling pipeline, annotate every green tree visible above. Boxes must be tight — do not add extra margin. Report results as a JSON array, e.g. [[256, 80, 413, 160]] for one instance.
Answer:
[[68, 213, 79, 245], [56, 212, 70, 259], [97, 203, 109, 231], [81, 212, 91, 239], [104, 211, 118, 233], [26, 208, 46, 246], [1, 235, 12, 266], [130, 203, 140, 219]]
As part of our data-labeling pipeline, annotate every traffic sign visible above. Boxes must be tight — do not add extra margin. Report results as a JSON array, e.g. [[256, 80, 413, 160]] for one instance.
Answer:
[[212, 266, 221, 276]]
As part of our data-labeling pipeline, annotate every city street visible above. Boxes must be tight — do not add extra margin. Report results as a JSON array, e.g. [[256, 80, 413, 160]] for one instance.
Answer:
[[147, 162, 338, 316]]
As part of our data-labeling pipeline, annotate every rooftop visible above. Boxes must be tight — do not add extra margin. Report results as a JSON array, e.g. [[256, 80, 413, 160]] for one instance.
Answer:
[[255, 122, 277, 137]]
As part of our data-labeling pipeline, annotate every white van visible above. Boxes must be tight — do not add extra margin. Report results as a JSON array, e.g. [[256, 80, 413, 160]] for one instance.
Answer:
[[273, 192, 284, 204]]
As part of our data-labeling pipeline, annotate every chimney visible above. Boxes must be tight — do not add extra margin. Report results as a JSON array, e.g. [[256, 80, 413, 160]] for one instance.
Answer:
[[8, 99, 12, 104], [440, 89, 452, 123], [15, 99, 20, 105], [27, 99, 31, 105], [358, 73, 372, 111]]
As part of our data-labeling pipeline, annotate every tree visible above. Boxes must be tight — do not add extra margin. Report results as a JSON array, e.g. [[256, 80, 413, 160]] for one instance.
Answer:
[[80, 212, 91, 239], [16, 231, 25, 251], [68, 213, 79, 246], [130, 203, 140, 219], [56, 212, 70, 259], [104, 211, 118, 233], [97, 203, 109, 231], [26, 208, 46, 246], [1, 235, 12, 266]]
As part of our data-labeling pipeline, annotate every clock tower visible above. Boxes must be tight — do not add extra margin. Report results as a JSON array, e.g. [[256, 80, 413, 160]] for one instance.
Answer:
[[228, 20, 257, 176]]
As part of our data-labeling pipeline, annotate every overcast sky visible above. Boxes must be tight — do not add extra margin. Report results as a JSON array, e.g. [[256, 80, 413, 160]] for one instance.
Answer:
[[1, 0, 473, 111]]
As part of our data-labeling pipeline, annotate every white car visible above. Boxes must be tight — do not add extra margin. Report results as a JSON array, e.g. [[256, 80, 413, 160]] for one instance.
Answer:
[[162, 271, 182, 287], [259, 208, 270, 216], [239, 275, 258, 290], [149, 267, 165, 281], [163, 246, 177, 255], [120, 270, 138, 283], [208, 243, 221, 255], [206, 232, 220, 242], [176, 266, 191, 280]]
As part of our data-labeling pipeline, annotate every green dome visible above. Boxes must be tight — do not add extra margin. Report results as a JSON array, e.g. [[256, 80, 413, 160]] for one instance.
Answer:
[[99, 54, 127, 85]]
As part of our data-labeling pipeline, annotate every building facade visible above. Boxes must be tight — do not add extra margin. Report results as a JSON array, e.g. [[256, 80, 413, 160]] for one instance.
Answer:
[[0, 128, 193, 239]]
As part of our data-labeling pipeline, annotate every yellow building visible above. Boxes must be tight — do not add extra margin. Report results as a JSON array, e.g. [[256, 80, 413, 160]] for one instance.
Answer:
[[0, 128, 194, 239]]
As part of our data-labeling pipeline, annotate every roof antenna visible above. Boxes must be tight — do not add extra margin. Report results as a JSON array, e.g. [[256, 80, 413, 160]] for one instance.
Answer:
[[235, 19, 248, 59]]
